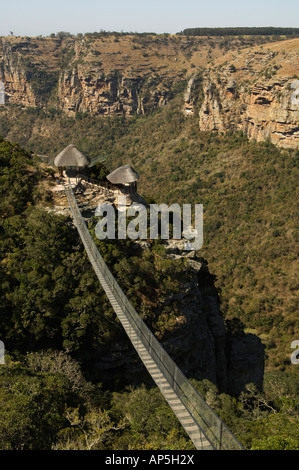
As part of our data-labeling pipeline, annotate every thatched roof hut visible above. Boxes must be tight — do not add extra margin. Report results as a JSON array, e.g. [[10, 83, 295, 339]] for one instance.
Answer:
[[107, 164, 140, 185], [54, 144, 90, 169]]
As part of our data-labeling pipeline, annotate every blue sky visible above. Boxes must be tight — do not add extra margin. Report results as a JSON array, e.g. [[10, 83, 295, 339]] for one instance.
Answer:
[[1, 0, 298, 36]]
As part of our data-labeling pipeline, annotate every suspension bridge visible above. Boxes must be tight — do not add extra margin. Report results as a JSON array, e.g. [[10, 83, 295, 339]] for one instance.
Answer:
[[64, 181, 244, 451]]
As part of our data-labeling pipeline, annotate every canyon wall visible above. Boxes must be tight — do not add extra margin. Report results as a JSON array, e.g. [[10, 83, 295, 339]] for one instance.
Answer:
[[0, 34, 203, 115], [86, 245, 264, 396], [184, 39, 299, 149], [197, 71, 299, 149], [0, 43, 37, 107], [57, 67, 169, 116], [1, 36, 298, 148], [0, 41, 170, 115]]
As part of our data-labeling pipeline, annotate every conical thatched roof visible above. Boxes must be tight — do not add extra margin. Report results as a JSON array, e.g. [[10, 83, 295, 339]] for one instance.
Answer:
[[54, 144, 90, 168], [107, 164, 140, 184]]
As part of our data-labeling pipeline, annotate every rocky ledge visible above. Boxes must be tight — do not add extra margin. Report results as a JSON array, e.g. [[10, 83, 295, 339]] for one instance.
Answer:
[[184, 39, 299, 149], [88, 242, 265, 396], [198, 71, 299, 149]]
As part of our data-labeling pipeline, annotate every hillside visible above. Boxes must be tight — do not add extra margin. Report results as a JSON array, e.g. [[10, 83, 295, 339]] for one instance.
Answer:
[[193, 38, 299, 148], [0, 34, 298, 372], [0, 35, 298, 150], [0, 32, 298, 450], [0, 88, 297, 372], [0, 135, 298, 451], [0, 33, 247, 112]]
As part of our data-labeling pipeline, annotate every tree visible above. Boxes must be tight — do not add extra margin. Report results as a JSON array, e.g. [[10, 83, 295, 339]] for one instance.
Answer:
[[0, 360, 82, 449], [53, 408, 126, 450], [251, 435, 299, 450], [56, 31, 72, 39]]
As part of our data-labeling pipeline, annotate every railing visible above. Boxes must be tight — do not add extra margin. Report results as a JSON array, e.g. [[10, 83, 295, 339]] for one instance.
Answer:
[[64, 182, 244, 451], [77, 174, 137, 196], [77, 173, 116, 191]]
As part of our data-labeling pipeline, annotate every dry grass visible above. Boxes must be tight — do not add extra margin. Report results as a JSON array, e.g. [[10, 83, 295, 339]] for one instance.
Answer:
[[2, 34, 294, 80], [213, 37, 299, 79]]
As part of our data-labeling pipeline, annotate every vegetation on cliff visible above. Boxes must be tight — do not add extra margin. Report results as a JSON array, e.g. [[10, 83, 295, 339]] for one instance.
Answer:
[[0, 128, 298, 449], [181, 27, 299, 37], [1, 352, 298, 450], [1, 33, 297, 116], [0, 33, 298, 449], [1, 92, 297, 372], [0, 136, 195, 357]]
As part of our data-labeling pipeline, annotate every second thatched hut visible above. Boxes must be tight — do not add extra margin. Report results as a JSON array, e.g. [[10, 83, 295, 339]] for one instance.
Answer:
[[106, 164, 140, 194], [54, 144, 90, 176]]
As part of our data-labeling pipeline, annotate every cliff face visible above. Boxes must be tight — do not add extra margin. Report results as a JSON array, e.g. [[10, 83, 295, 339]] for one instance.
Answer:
[[0, 45, 37, 107], [0, 34, 224, 115], [0, 37, 184, 116], [198, 72, 299, 149], [58, 67, 169, 116], [45, 179, 264, 396], [1, 36, 298, 147], [190, 39, 299, 148], [87, 244, 264, 396]]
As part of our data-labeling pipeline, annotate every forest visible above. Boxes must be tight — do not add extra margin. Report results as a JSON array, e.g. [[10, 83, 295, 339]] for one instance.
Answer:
[[1, 92, 298, 372], [181, 27, 299, 36], [0, 104, 298, 449]]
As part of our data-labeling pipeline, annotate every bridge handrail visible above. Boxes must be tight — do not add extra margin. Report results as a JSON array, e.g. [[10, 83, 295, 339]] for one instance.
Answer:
[[77, 173, 116, 190]]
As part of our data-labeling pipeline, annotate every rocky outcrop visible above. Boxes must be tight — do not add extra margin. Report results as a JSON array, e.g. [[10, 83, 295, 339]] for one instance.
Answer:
[[87, 245, 264, 396], [198, 71, 299, 148], [196, 42, 299, 148], [43, 171, 265, 395], [1, 35, 298, 147], [0, 44, 37, 107], [183, 76, 197, 115], [227, 334, 265, 396], [58, 67, 169, 116]]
